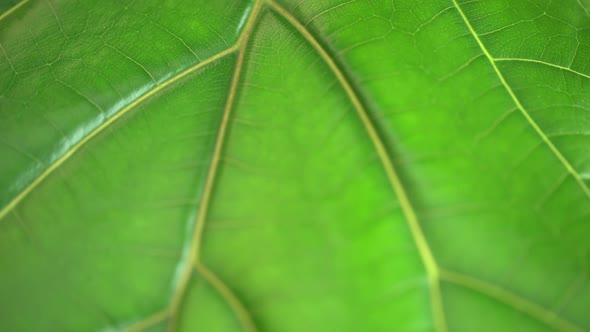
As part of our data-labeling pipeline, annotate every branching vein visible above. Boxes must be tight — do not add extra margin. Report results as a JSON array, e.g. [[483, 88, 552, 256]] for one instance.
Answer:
[[451, 0, 590, 201], [4, 2, 587, 332], [195, 263, 257, 332], [126, 309, 169, 332], [164, 1, 263, 330], [440, 269, 584, 332], [267, 1, 447, 331], [0, 42, 237, 220]]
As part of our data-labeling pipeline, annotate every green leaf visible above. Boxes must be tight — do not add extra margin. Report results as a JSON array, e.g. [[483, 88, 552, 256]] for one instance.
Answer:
[[1, 0, 589, 331]]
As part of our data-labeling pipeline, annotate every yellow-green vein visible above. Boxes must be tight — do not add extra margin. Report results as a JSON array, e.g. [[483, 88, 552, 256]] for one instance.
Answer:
[[440, 269, 584, 332], [0, 46, 238, 221], [451, 0, 590, 200], [165, 1, 263, 330], [196, 263, 258, 332], [267, 1, 447, 331], [494, 58, 590, 80], [126, 309, 169, 332], [0, 0, 28, 23], [125, 264, 257, 332]]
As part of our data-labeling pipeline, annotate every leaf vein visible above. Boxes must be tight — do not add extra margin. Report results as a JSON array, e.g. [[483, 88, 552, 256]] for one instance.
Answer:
[[195, 263, 258, 332], [164, 1, 264, 330], [440, 269, 584, 332], [0, 0, 29, 23], [451, 0, 590, 201], [0, 46, 238, 220], [494, 57, 590, 80], [268, 1, 447, 331]]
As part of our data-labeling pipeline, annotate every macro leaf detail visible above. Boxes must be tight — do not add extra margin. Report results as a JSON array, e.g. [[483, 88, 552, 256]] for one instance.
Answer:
[[0, 0, 589, 331]]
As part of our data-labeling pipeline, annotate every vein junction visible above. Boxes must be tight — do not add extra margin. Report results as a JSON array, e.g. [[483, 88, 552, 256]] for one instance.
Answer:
[[1, 1, 586, 331], [127, 1, 263, 331], [451, 0, 590, 201]]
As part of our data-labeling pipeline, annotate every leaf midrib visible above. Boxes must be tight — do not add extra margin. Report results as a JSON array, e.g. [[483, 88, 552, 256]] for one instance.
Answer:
[[267, 1, 448, 331], [271, 2, 586, 331]]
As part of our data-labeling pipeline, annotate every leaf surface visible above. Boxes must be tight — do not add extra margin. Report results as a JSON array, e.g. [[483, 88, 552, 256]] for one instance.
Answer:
[[1, 0, 589, 331]]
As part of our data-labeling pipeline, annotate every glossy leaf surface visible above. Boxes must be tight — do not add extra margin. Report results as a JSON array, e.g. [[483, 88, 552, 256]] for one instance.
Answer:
[[1, 0, 589, 331]]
